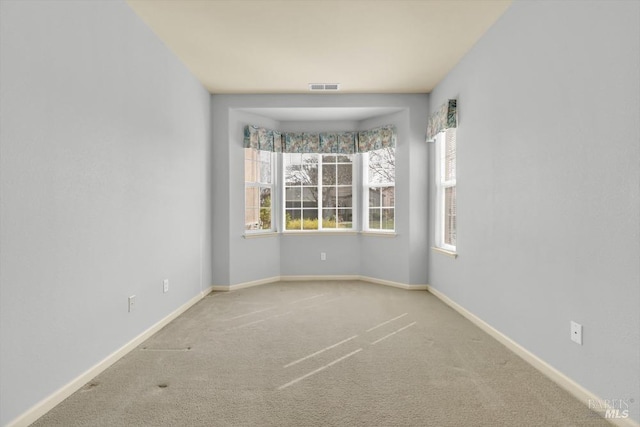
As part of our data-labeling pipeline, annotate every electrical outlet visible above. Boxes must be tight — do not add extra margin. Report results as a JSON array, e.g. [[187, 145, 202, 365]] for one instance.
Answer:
[[320, 252, 326, 261], [163, 279, 169, 293], [570, 321, 582, 345], [128, 295, 136, 313]]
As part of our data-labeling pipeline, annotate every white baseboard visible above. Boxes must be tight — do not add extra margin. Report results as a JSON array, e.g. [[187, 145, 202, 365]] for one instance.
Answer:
[[281, 274, 361, 282], [213, 275, 375, 292], [360, 276, 428, 290], [426, 285, 639, 427], [7, 286, 214, 427], [212, 276, 280, 292], [216, 275, 428, 291]]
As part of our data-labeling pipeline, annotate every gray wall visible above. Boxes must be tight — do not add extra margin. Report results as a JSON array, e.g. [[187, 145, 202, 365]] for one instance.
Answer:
[[428, 0, 640, 422], [0, 1, 212, 425], [211, 94, 429, 286]]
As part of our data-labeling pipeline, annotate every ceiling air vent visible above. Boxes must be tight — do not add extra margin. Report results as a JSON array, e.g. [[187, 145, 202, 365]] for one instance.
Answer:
[[309, 83, 340, 92]]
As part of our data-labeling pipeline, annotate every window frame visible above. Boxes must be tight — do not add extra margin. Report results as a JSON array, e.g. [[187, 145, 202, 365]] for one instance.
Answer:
[[434, 129, 457, 252], [282, 152, 356, 232], [244, 147, 275, 234], [362, 147, 396, 232]]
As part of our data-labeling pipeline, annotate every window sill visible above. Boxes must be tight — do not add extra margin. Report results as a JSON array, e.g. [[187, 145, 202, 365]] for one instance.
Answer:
[[243, 231, 397, 238], [243, 232, 279, 239], [360, 231, 397, 237], [431, 247, 458, 258], [282, 231, 359, 236]]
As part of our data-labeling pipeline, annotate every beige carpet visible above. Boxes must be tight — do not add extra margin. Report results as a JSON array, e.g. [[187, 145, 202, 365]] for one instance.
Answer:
[[32, 281, 610, 426]]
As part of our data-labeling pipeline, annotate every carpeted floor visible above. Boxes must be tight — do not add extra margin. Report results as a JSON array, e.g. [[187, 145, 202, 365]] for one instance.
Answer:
[[32, 281, 611, 426]]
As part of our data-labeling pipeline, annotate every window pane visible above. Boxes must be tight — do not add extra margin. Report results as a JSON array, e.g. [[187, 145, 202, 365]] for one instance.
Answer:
[[336, 155, 352, 163], [260, 160, 271, 184], [245, 158, 256, 183], [445, 129, 456, 182], [322, 187, 336, 208], [259, 150, 271, 163], [285, 164, 301, 185], [284, 153, 301, 184], [369, 188, 381, 208], [323, 209, 337, 228], [337, 164, 352, 185], [381, 187, 394, 207], [337, 187, 352, 207], [369, 209, 381, 230], [368, 147, 395, 184], [445, 186, 457, 245], [260, 188, 271, 208], [337, 208, 352, 228], [302, 154, 318, 185], [245, 208, 259, 230], [244, 147, 257, 162], [260, 208, 271, 229], [381, 208, 394, 230], [323, 164, 336, 185], [285, 209, 301, 230], [285, 187, 301, 208], [245, 187, 258, 208], [302, 209, 318, 230], [302, 187, 318, 207], [323, 155, 336, 163]]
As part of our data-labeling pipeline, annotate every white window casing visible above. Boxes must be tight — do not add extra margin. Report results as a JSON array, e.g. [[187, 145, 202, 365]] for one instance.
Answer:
[[435, 129, 456, 252]]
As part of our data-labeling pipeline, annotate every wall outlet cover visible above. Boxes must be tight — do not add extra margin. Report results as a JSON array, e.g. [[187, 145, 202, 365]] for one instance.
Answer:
[[570, 321, 582, 345]]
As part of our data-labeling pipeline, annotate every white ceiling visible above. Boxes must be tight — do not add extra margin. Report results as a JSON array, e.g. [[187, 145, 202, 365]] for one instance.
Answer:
[[126, 0, 512, 95]]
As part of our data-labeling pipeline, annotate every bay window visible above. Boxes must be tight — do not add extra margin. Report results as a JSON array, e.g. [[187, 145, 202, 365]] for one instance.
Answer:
[[243, 124, 396, 235]]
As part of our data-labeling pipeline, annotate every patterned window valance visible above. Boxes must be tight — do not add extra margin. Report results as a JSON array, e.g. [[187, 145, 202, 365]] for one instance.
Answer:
[[283, 131, 358, 154], [243, 125, 282, 152], [358, 125, 396, 152], [426, 99, 457, 142], [244, 125, 396, 154]]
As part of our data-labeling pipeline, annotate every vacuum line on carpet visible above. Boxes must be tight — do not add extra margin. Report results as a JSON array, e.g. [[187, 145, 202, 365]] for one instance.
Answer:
[[300, 296, 343, 310], [226, 311, 294, 331], [365, 313, 409, 332], [284, 335, 359, 368], [370, 322, 417, 345], [222, 306, 277, 321], [277, 348, 363, 390], [289, 294, 326, 304]]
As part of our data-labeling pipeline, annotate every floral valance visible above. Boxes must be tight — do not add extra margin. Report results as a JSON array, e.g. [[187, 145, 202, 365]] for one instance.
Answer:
[[426, 99, 457, 142], [358, 125, 396, 152], [244, 124, 396, 154], [284, 131, 358, 154], [243, 125, 282, 152]]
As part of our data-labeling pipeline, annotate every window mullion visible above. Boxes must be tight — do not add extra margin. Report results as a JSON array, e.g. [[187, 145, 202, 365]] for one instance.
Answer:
[[318, 154, 323, 230]]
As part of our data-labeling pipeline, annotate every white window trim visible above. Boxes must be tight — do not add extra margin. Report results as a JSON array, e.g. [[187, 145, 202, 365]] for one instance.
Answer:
[[362, 149, 396, 233], [244, 149, 276, 234], [434, 131, 456, 253], [282, 153, 356, 233]]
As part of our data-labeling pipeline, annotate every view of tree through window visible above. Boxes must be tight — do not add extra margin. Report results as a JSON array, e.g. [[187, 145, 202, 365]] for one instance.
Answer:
[[365, 147, 395, 231], [244, 148, 272, 231], [284, 153, 353, 230]]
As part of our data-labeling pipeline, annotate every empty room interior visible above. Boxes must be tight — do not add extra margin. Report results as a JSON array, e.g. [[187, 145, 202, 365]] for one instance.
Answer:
[[1, 0, 639, 426]]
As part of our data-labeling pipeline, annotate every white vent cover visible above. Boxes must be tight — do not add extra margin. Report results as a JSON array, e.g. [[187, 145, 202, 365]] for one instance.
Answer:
[[309, 83, 340, 91]]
